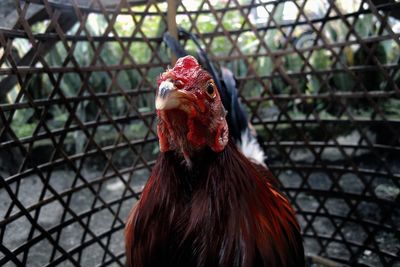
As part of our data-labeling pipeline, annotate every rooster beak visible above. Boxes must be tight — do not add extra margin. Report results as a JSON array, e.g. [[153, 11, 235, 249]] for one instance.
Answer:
[[157, 80, 175, 100], [156, 80, 196, 112]]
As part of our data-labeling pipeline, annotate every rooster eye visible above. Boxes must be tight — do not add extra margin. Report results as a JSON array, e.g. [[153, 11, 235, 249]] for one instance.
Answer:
[[175, 80, 184, 89], [206, 82, 216, 98]]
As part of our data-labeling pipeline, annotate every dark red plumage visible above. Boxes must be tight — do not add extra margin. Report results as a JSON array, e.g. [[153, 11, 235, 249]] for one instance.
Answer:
[[125, 56, 304, 267]]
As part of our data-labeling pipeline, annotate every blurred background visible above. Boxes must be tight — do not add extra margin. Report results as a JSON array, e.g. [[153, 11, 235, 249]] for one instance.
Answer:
[[0, 0, 399, 266]]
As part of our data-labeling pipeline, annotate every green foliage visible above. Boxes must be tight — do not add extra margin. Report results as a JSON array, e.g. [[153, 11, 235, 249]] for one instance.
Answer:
[[9, 109, 36, 138], [383, 99, 400, 119], [6, 1, 400, 143], [222, 10, 244, 31]]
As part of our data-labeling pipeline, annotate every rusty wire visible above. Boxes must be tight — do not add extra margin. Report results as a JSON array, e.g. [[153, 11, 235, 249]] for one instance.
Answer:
[[0, 0, 399, 266]]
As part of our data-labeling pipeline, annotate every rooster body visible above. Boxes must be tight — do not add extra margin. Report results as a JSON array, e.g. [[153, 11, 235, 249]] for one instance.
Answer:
[[125, 56, 304, 267]]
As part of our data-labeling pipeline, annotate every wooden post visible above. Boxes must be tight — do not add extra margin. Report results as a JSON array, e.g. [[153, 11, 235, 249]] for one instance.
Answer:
[[167, 0, 178, 65]]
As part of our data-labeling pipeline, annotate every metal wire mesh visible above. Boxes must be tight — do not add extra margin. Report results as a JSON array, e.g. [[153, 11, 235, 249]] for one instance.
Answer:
[[0, 0, 399, 266]]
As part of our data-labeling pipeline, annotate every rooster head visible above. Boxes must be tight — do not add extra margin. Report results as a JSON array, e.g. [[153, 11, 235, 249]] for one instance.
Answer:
[[156, 56, 228, 163]]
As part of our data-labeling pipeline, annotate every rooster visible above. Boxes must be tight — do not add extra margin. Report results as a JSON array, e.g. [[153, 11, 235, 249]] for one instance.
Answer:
[[125, 56, 305, 267], [163, 29, 266, 166]]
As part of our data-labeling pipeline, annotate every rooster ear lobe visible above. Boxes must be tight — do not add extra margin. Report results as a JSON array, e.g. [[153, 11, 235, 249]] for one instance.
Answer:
[[210, 119, 229, 152]]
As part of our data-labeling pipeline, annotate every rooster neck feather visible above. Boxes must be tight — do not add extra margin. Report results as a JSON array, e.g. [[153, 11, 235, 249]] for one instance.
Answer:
[[125, 140, 304, 267]]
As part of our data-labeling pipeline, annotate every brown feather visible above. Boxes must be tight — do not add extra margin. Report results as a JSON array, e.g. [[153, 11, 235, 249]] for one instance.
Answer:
[[125, 139, 304, 267]]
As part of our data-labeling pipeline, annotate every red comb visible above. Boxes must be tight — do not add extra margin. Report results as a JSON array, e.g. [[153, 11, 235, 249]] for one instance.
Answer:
[[170, 56, 201, 83]]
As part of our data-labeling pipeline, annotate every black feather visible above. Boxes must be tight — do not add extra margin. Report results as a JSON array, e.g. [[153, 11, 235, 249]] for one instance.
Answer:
[[220, 67, 248, 142], [163, 32, 188, 58]]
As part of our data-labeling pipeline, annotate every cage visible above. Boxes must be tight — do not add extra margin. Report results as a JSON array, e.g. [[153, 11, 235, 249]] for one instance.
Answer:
[[0, 0, 399, 266]]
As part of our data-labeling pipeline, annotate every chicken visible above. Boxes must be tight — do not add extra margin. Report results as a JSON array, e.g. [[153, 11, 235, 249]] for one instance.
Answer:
[[163, 29, 266, 166], [125, 56, 305, 267]]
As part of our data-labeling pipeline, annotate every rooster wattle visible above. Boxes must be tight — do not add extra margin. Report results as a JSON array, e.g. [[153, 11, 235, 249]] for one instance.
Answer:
[[125, 56, 305, 267]]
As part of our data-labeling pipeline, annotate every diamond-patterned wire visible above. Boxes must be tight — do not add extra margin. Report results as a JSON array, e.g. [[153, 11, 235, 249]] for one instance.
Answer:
[[0, 0, 399, 266]]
